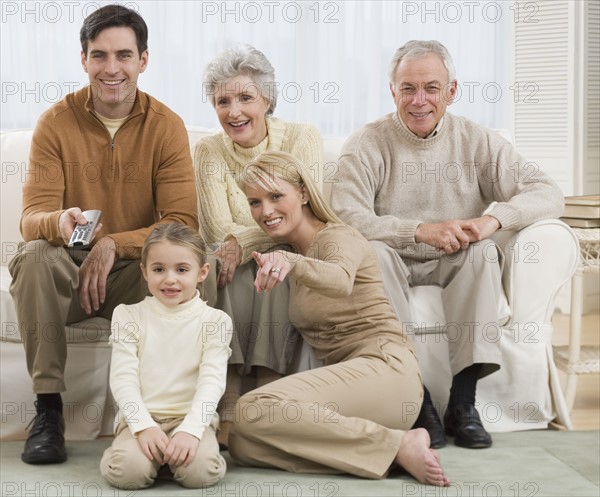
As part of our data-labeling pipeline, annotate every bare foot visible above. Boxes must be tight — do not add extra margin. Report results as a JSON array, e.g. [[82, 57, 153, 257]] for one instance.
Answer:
[[395, 428, 450, 487]]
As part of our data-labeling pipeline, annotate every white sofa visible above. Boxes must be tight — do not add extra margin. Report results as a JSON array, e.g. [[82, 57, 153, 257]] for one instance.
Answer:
[[0, 126, 579, 441]]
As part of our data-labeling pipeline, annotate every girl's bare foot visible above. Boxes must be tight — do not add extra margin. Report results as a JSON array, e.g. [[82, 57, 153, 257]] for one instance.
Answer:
[[395, 428, 450, 487]]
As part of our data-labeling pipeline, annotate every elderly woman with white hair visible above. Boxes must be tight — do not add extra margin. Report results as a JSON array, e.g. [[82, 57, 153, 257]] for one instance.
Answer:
[[193, 44, 323, 449]]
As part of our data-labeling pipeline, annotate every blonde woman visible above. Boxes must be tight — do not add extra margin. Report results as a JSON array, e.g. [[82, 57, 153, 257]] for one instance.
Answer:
[[228, 151, 450, 487]]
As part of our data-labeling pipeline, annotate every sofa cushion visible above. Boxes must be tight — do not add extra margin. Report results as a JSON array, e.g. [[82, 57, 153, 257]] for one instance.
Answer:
[[408, 284, 511, 333], [1, 129, 34, 264], [185, 125, 219, 149]]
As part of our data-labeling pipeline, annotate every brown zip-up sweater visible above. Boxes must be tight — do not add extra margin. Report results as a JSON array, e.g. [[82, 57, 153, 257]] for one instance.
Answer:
[[21, 86, 198, 259]]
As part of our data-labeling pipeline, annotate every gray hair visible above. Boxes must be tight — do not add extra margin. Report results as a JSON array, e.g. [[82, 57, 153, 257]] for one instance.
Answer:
[[389, 40, 456, 87], [203, 44, 278, 115]]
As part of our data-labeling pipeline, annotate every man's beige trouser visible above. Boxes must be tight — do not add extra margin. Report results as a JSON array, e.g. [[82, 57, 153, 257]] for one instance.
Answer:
[[371, 238, 504, 378], [9, 240, 147, 393]]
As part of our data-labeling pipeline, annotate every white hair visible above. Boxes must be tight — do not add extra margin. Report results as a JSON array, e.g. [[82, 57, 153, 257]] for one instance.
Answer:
[[203, 44, 278, 115], [389, 40, 456, 86]]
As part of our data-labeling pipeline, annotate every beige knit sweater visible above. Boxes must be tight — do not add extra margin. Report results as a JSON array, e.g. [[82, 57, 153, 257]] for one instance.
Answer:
[[331, 112, 565, 261], [193, 116, 323, 262]]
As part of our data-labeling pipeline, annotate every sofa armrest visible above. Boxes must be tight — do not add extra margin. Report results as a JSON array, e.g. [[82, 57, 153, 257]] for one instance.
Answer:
[[492, 219, 579, 326]]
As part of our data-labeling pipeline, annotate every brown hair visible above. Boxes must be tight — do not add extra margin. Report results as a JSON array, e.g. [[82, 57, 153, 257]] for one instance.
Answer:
[[80, 4, 148, 56], [141, 223, 206, 266]]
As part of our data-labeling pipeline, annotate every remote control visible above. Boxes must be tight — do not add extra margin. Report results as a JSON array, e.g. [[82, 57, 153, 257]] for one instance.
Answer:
[[67, 210, 102, 247]]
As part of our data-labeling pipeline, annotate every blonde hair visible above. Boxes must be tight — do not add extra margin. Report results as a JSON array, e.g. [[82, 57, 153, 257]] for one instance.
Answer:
[[141, 223, 206, 266], [238, 151, 343, 225]]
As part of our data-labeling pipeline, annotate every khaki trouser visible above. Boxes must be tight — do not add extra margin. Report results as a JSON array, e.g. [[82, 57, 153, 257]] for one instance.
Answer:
[[216, 261, 298, 374], [229, 340, 422, 479], [202, 254, 220, 308], [371, 239, 504, 378], [204, 252, 299, 375], [100, 417, 225, 489], [204, 254, 300, 423], [8, 240, 148, 393]]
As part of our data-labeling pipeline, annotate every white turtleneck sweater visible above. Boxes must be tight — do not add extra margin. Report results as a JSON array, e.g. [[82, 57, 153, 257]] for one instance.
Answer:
[[109, 291, 233, 440], [193, 116, 323, 262]]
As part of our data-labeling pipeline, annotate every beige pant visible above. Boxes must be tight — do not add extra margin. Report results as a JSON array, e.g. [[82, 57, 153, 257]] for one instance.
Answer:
[[216, 262, 298, 374], [204, 253, 299, 376], [201, 254, 220, 307], [229, 339, 423, 479], [8, 240, 148, 393], [100, 418, 226, 489], [204, 254, 300, 423], [371, 239, 504, 378]]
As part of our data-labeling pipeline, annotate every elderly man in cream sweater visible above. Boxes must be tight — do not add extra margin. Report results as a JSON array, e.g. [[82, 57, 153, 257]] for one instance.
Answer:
[[330, 40, 564, 450]]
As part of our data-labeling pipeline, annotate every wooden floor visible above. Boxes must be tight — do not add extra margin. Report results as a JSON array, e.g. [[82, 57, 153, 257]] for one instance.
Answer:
[[552, 311, 600, 430]]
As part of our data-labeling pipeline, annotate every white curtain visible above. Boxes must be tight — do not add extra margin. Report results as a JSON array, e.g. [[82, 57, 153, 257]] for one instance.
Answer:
[[1, 0, 511, 135]]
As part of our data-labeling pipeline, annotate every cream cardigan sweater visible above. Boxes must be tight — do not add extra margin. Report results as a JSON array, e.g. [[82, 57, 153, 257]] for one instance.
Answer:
[[193, 116, 323, 262]]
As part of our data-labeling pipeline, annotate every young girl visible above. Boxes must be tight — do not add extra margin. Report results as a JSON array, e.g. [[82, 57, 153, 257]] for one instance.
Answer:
[[229, 151, 450, 487], [101, 223, 232, 490]]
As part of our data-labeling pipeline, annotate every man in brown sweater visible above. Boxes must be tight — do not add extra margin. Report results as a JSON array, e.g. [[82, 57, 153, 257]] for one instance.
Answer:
[[331, 40, 564, 450], [8, 5, 198, 464]]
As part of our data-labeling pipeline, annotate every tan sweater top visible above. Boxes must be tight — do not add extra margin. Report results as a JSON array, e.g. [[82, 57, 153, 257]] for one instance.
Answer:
[[287, 223, 413, 365], [193, 116, 323, 262], [331, 112, 565, 261], [21, 86, 198, 259]]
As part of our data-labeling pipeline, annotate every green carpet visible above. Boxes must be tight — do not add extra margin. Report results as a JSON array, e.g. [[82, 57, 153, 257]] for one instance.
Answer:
[[1, 430, 598, 496]]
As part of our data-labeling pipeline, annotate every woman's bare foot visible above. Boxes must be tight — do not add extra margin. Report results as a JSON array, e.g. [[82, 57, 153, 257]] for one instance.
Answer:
[[395, 428, 450, 487], [217, 420, 233, 450]]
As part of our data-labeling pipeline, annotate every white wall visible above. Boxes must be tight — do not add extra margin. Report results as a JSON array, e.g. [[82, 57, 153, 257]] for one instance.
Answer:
[[2, 0, 512, 135]]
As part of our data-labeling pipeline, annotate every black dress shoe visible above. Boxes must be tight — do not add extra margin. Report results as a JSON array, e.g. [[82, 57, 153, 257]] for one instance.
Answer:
[[413, 399, 447, 449], [444, 404, 492, 449], [21, 404, 67, 464]]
